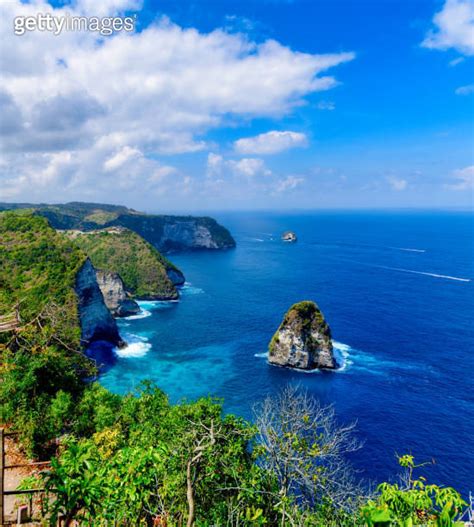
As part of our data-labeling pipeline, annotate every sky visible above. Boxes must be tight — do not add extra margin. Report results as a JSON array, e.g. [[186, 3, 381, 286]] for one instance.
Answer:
[[0, 0, 473, 212]]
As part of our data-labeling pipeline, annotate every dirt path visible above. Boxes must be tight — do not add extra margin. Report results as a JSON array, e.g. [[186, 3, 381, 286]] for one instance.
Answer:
[[3, 435, 46, 525]]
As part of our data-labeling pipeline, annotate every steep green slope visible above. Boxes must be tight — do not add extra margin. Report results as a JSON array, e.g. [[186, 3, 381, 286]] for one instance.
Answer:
[[69, 227, 180, 300], [0, 201, 236, 252], [0, 211, 86, 349]]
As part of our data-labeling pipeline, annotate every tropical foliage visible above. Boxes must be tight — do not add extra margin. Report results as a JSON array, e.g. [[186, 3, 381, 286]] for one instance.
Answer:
[[70, 228, 180, 299]]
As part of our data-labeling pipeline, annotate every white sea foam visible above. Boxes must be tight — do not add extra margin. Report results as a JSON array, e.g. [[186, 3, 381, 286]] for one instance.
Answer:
[[124, 309, 152, 320], [332, 341, 353, 371], [115, 333, 152, 358], [180, 282, 204, 295], [255, 341, 353, 372]]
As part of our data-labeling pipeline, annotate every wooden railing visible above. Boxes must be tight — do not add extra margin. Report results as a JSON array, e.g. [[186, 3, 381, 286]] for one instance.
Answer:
[[0, 307, 20, 334], [0, 429, 49, 525]]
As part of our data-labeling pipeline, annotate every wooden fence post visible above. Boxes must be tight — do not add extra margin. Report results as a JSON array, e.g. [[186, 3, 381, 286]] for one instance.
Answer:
[[1, 428, 4, 526]]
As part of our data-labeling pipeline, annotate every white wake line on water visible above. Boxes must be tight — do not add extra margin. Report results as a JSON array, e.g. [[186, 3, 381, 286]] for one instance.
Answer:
[[335, 257, 471, 283], [309, 241, 426, 253], [388, 247, 426, 253], [371, 263, 470, 282]]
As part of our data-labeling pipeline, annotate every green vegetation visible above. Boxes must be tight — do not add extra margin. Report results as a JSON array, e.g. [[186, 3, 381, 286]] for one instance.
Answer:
[[0, 211, 93, 454], [269, 301, 329, 355], [69, 228, 180, 299], [0, 211, 86, 350], [0, 201, 237, 251], [0, 212, 466, 526]]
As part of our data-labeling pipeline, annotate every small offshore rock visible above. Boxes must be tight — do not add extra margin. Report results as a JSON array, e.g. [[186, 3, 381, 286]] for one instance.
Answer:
[[268, 301, 337, 370], [281, 231, 297, 242]]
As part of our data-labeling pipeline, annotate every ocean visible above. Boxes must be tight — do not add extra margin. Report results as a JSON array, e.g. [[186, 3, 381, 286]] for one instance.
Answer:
[[98, 211, 474, 495]]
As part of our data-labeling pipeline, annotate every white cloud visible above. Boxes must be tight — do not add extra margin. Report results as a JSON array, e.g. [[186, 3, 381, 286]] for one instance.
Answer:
[[446, 165, 474, 189], [231, 158, 271, 177], [234, 131, 308, 155], [422, 0, 474, 56], [275, 175, 304, 192], [316, 100, 335, 110], [103, 146, 142, 171], [206, 153, 271, 178], [387, 176, 408, 191], [455, 83, 474, 94], [449, 56, 465, 65], [0, 0, 354, 204], [74, 0, 143, 16]]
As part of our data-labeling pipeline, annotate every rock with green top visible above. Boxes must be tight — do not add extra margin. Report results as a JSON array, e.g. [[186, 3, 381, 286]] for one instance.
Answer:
[[68, 227, 181, 301], [268, 301, 337, 370]]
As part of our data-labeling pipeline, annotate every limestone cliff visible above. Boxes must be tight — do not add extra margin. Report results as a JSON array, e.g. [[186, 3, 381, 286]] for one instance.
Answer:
[[95, 270, 140, 317], [75, 259, 124, 347], [114, 214, 236, 253], [0, 202, 236, 253], [69, 228, 180, 300], [268, 301, 337, 370]]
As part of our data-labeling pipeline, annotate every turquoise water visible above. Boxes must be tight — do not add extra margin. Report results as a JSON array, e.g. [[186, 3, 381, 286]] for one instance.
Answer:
[[97, 211, 473, 494]]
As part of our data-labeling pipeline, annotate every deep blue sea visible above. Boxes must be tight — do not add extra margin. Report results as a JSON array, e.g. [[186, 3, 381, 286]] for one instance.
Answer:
[[98, 211, 474, 495]]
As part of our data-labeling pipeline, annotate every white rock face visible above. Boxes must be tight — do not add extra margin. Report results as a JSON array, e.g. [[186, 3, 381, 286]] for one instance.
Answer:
[[268, 301, 337, 370], [162, 222, 219, 249], [95, 270, 140, 317]]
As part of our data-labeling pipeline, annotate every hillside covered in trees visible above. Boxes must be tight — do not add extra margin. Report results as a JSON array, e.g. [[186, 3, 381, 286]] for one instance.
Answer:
[[0, 211, 468, 526], [0, 201, 236, 253], [68, 227, 183, 300]]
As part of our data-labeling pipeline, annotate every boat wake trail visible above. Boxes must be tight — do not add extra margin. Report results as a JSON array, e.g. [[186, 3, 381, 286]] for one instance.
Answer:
[[334, 257, 471, 283], [372, 264, 470, 282]]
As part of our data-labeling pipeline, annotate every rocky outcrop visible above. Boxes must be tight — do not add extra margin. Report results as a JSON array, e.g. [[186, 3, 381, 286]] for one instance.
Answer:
[[95, 269, 140, 317], [268, 301, 337, 370], [114, 215, 236, 253], [75, 259, 124, 346], [166, 268, 186, 286], [281, 231, 297, 242]]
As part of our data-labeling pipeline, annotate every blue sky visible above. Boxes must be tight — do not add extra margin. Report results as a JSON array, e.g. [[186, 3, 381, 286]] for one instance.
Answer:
[[0, 0, 473, 210]]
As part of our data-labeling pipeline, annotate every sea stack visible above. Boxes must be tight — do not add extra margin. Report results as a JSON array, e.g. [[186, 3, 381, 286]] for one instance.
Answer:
[[281, 231, 297, 242], [95, 269, 141, 317], [268, 301, 337, 370]]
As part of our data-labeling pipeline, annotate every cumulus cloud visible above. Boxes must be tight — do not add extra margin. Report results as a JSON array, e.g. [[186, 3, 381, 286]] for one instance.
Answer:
[[103, 146, 142, 171], [387, 176, 408, 191], [234, 131, 308, 155], [0, 0, 354, 204], [73, 0, 143, 16], [275, 175, 304, 192], [316, 100, 335, 110], [206, 153, 271, 178], [446, 165, 474, 189], [455, 83, 474, 94], [422, 0, 474, 55]]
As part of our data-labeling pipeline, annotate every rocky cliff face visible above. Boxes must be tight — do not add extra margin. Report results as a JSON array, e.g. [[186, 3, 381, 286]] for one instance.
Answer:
[[268, 301, 337, 370], [95, 269, 140, 317], [166, 268, 186, 286], [111, 214, 236, 253], [0, 202, 236, 254], [75, 259, 124, 346]]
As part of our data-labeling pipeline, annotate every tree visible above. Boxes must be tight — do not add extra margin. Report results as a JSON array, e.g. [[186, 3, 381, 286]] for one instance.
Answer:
[[360, 455, 467, 527], [254, 386, 363, 525]]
